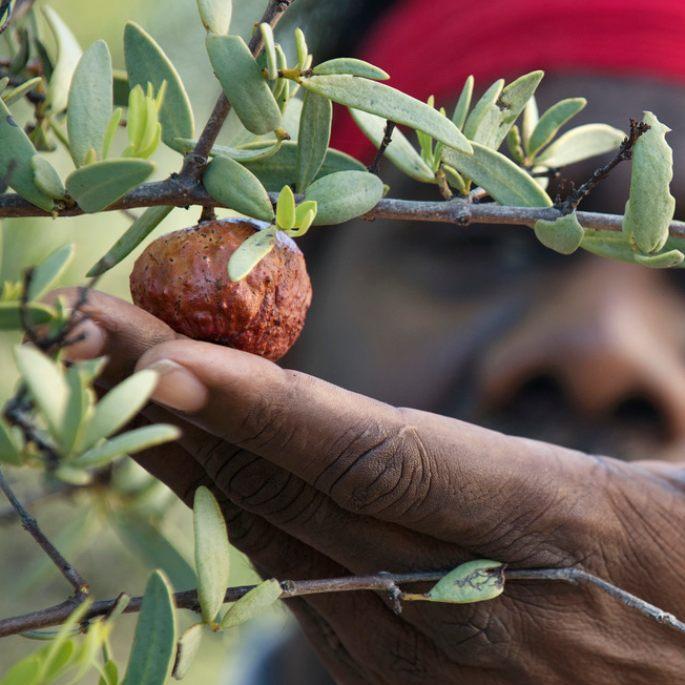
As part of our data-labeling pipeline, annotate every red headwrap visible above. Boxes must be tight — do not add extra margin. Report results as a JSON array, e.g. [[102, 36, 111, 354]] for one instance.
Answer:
[[331, 0, 685, 159]]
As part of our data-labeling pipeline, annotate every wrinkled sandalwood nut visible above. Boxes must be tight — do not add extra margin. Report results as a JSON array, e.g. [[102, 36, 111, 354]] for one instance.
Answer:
[[129, 219, 312, 361]]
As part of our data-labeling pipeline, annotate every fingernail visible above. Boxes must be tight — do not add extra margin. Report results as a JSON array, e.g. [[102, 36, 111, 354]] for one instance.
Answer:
[[144, 359, 208, 413], [62, 319, 108, 361]]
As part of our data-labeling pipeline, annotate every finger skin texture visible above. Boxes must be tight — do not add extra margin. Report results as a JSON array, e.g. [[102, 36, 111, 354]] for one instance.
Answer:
[[50, 289, 685, 684]]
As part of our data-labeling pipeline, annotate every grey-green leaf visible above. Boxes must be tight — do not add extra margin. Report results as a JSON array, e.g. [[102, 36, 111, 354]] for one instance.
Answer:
[[536, 124, 625, 168], [312, 58, 389, 81], [534, 212, 584, 255], [123, 570, 177, 685], [350, 108, 434, 183], [635, 249, 684, 268], [442, 142, 553, 207], [463, 79, 503, 142], [28, 243, 75, 300], [493, 70, 544, 148], [521, 96, 539, 145], [305, 170, 384, 225], [87, 205, 174, 277], [0, 302, 55, 330], [427, 560, 504, 604], [0, 98, 54, 211], [227, 226, 277, 282], [203, 155, 274, 221], [451, 75, 474, 130], [42, 6, 82, 114], [66, 158, 154, 213], [206, 34, 281, 135], [297, 90, 332, 192], [173, 624, 203, 680], [221, 579, 282, 629], [301, 75, 472, 153], [244, 140, 365, 191], [527, 97, 587, 157], [196, 0, 232, 34], [125, 22, 195, 148], [194, 486, 231, 624], [31, 156, 65, 200], [623, 112, 675, 254]]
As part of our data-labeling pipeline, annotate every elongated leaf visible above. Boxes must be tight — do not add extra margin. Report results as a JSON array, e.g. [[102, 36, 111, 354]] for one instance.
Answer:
[[173, 624, 203, 680], [125, 22, 195, 148], [203, 155, 274, 221], [536, 123, 625, 168], [305, 170, 384, 225], [2, 77, 42, 106], [221, 579, 282, 628], [82, 369, 159, 448], [31, 156, 65, 200], [14, 345, 68, 440], [123, 571, 177, 685], [0, 301, 55, 329], [635, 249, 684, 268], [521, 96, 539, 145], [28, 243, 75, 301], [350, 109, 434, 183], [60, 363, 92, 456], [42, 6, 82, 114], [196, 0, 232, 34], [534, 212, 584, 255], [174, 137, 283, 163], [451, 75, 474, 130], [427, 560, 504, 604], [72, 424, 180, 469], [206, 35, 281, 135], [301, 75, 472, 153], [581, 229, 684, 269], [68, 40, 113, 166], [0, 419, 22, 465], [260, 23, 278, 81], [463, 79, 503, 142], [506, 125, 525, 164], [227, 226, 277, 282], [0, 98, 53, 210], [313, 58, 389, 81], [493, 70, 544, 148], [442, 143, 552, 207], [623, 112, 675, 254], [66, 158, 154, 213], [297, 90, 332, 192], [0, 655, 41, 685], [87, 205, 173, 276], [527, 97, 586, 157], [245, 140, 364, 191], [194, 486, 231, 624], [100, 660, 119, 685], [113, 69, 130, 107], [276, 185, 295, 230]]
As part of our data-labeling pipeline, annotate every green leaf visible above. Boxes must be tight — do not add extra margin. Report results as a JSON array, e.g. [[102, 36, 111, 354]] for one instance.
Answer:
[[125, 22, 195, 149], [227, 226, 277, 282], [0, 98, 54, 211], [68, 40, 113, 166], [276, 185, 296, 230], [221, 579, 282, 629], [623, 112, 675, 254], [72, 424, 180, 469], [42, 6, 82, 114], [521, 95, 539, 146], [536, 123, 625, 168], [442, 142, 553, 207], [66, 158, 154, 213], [427, 560, 504, 604], [203, 155, 274, 221], [463, 79, 503, 143], [301, 75, 472, 153], [0, 655, 41, 685], [506, 125, 525, 164], [103, 108, 123, 159], [0, 419, 22, 465], [59, 363, 92, 456], [527, 97, 587, 157], [635, 249, 684, 268], [113, 69, 130, 108], [206, 34, 281, 135], [28, 243, 75, 301], [114, 514, 196, 591], [87, 205, 174, 277], [14, 345, 68, 441], [312, 58, 389, 81], [297, 90, 333, 192], [451, 75, 474, 130], [534, 212, 584, 255], [260, 23, 278, 81], [350, 109, 434, 183], [244, 140, 365, 191], [174, 137, 283, 163], [82, 369, 159, 449], [194, 486, 231, 624], [99, 660, 119, 685], [493, 70, 544, 148], [0, 302, 55, 329], [294, 28, 308, 70], [31, 156, 65, 200], [123, 571, 177, 685], [196, 0, 232, 34], [173, 624, 203, 680], [305, 170, 384, 226], [2, 77, 43, 106]]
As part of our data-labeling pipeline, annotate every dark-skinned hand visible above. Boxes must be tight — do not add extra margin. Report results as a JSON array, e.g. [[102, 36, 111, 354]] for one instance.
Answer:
[[53, 289, 685, 685]]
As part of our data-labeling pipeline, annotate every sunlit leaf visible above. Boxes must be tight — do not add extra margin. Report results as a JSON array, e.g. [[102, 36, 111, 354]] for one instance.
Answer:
[[463, 78, 503, 143], [297, 90, 332, 192], [426, 560, 504, 604], [2, 76, 42, 106], [276, 185, 296, 230], [42, 6, 82, 114], [0, 655, 41, 685], [527, 97, 587, 157], [534, 212, 584, 255], [221, 579, 282, 629], [635, 249, 684, 268], [196, 0, 232, 35], [451, 75, 474, 130], [536, 123, 625, 168], [28, 243, 74, 301], [493, 70, 544, 148], [227, 226, 277, 282], [521, 95, 539, 146], [172, 623, 203, 680], [99, 660, 119, 685], [260, 23, 278, 81], [312, 58, 389, 81], [31, 156, 65, 200], [294, 28, 308, 70], [506, 125, 525, 164]]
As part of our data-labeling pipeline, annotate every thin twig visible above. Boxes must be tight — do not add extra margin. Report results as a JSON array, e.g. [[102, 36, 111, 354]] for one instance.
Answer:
[[0, 466, 89, 600], [368, 120, 396, 175]]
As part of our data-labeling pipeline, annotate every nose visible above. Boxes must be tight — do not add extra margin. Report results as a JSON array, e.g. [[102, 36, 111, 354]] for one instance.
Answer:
[[480, 258, 685, 440]]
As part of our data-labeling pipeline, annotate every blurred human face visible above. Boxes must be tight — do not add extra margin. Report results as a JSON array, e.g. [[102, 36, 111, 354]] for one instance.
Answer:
[[290, 75, 685, 461]]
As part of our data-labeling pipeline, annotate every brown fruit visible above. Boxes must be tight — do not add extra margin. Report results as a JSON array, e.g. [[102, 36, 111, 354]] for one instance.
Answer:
[[129, 219, 312, 361]]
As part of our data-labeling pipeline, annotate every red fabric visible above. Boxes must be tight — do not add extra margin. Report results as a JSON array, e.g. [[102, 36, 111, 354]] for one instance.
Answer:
[[331, 0, 685, 159]]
